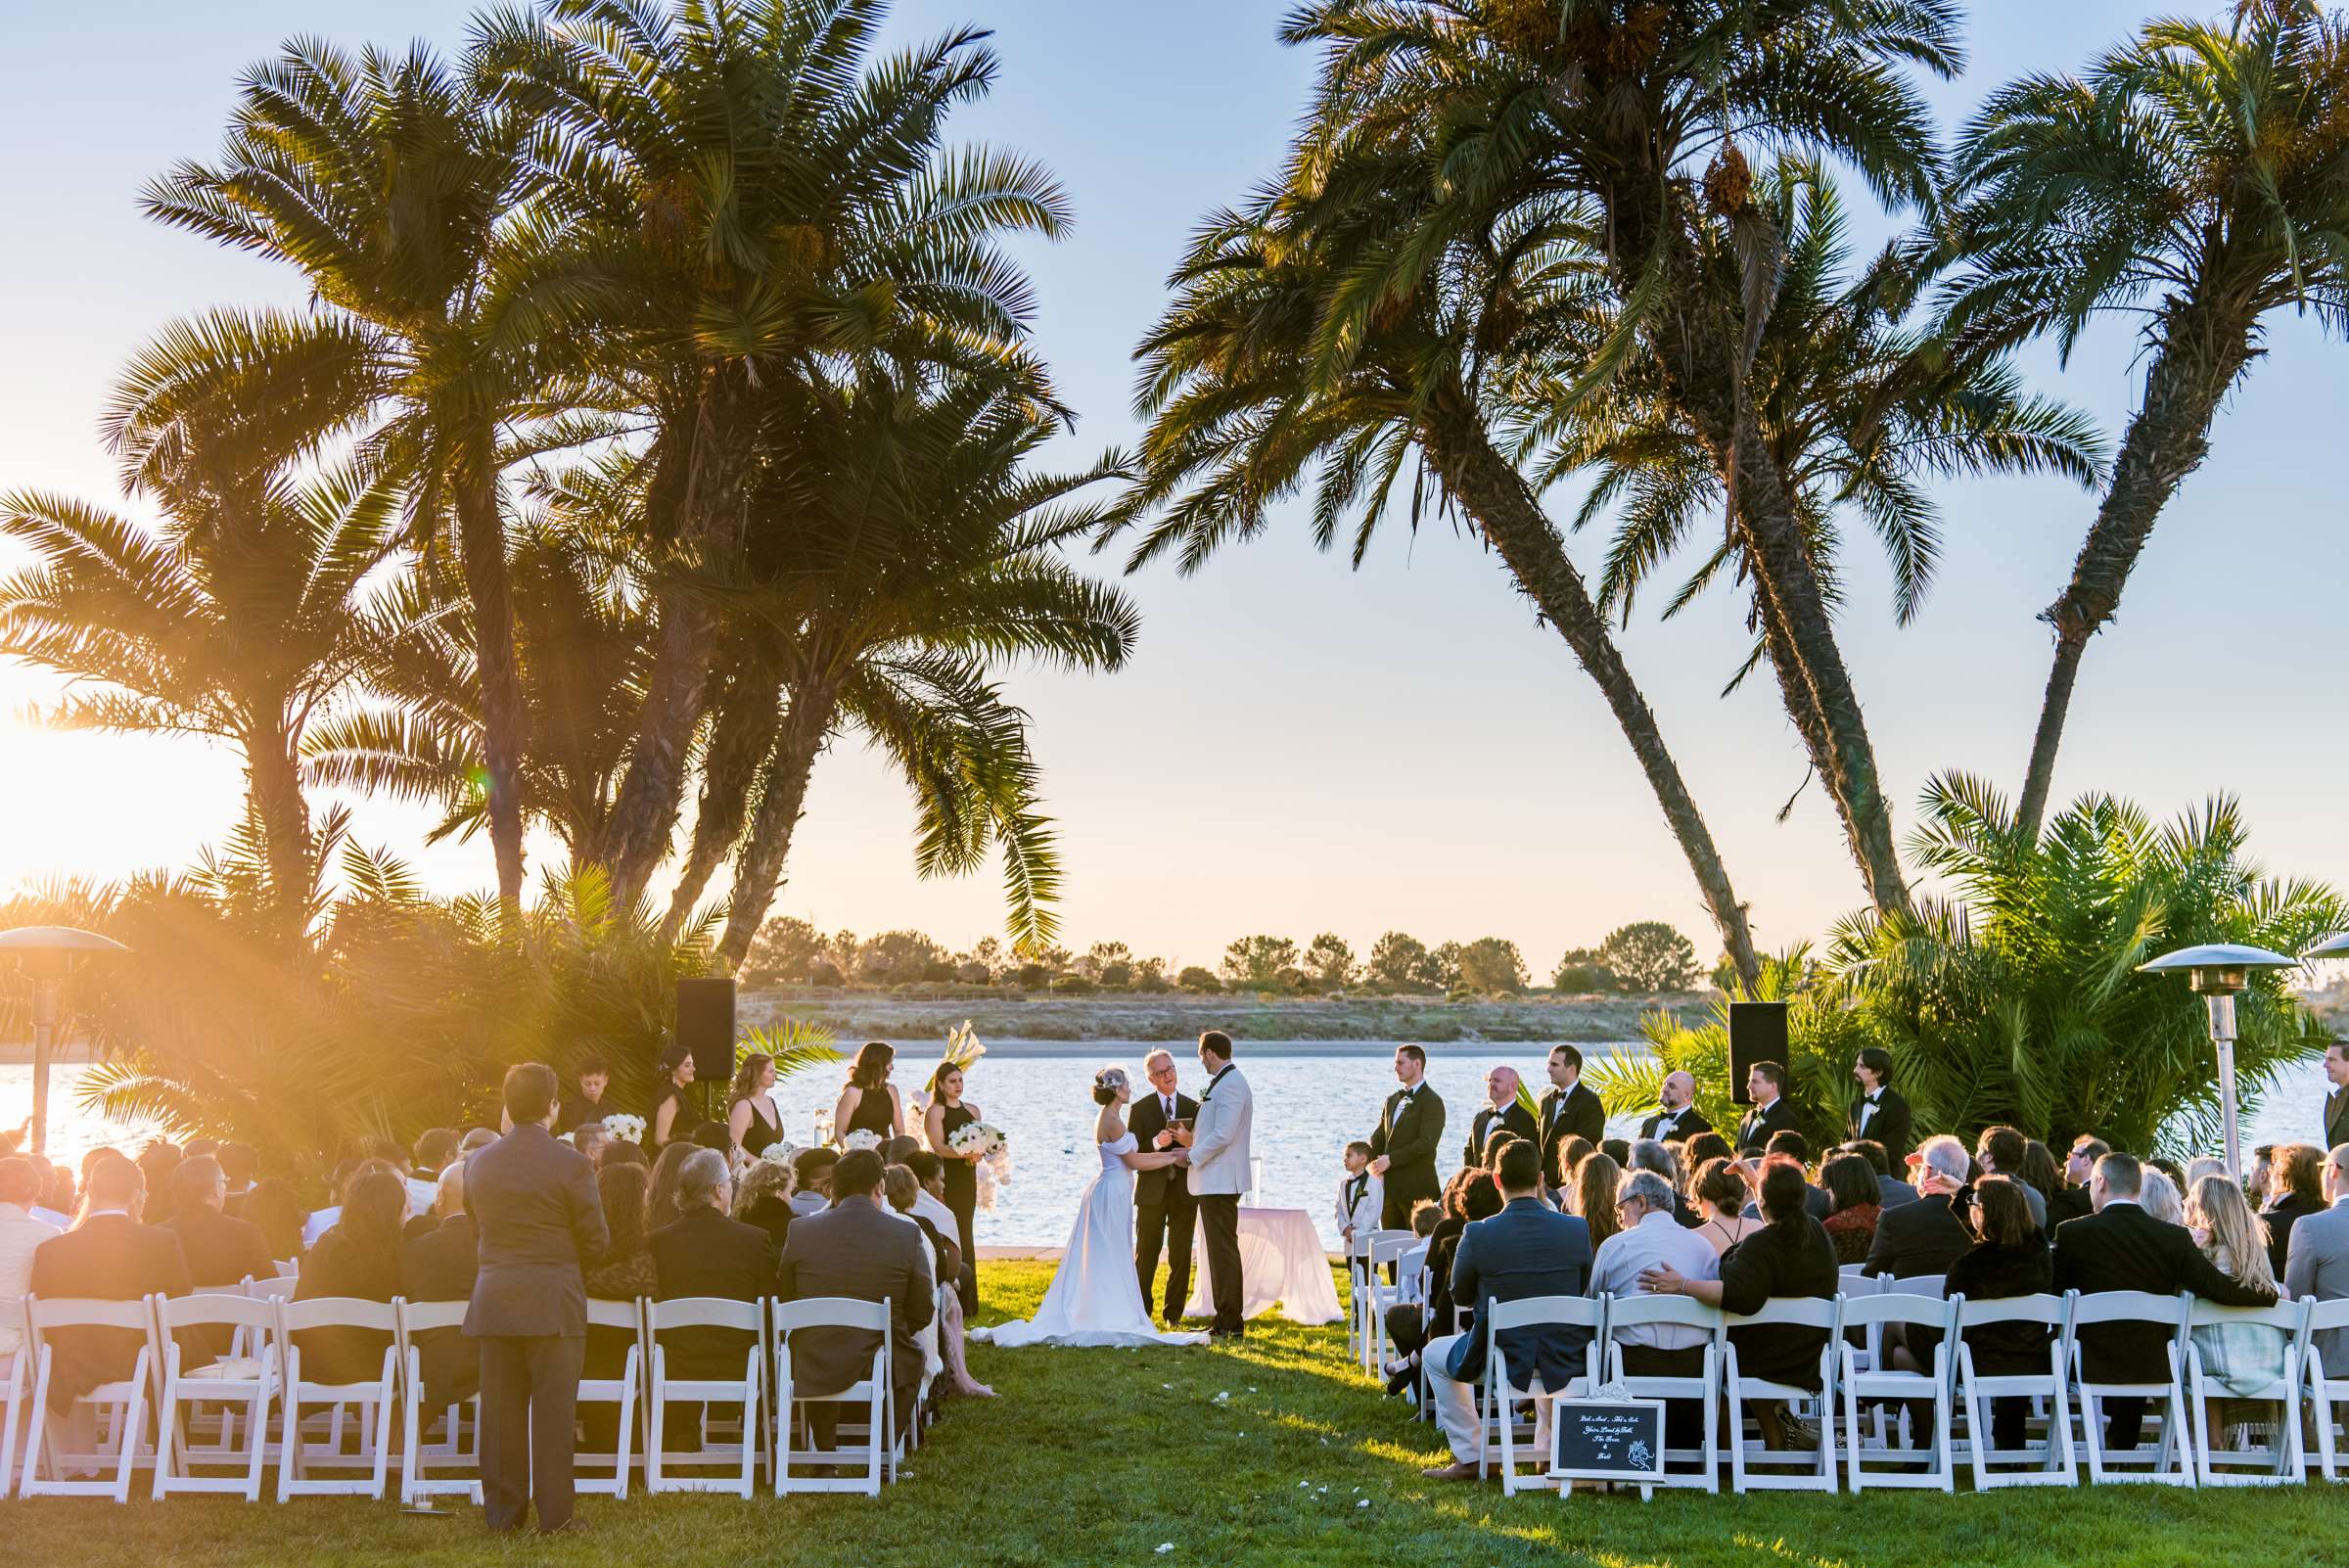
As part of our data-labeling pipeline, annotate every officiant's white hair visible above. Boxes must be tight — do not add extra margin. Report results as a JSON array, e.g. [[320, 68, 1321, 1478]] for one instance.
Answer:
[[1092, 1066, 1129, 1105]]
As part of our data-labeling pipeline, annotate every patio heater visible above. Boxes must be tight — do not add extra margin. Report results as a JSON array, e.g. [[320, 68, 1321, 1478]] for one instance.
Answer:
[[0, 925, 128, 1156], [2135, 943, 2301, 1180]]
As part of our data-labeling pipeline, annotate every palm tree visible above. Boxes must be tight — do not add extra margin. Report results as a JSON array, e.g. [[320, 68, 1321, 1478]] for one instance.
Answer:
[[1518, 161, 2104, 690], [1280, 0, 1966, 913], [0, 322, 411, 926], [1943, 1, 2349, 838], [702, 372, 1141, 968], [477, 0, 1073, 903], [1126, 178, 1766, 988]]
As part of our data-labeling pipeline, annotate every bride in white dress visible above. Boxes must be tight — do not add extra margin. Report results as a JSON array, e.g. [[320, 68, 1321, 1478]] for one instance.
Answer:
[[973, 1068, 1209, 1348]]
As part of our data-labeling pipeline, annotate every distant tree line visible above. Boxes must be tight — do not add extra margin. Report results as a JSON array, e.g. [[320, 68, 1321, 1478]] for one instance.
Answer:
[[741, 916, 1706, 996]]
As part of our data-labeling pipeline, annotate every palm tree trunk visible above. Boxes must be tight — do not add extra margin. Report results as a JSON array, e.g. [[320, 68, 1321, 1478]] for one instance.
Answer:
[[663, 653, 786, 939], [2013, 313, 2256, 840], [600, 367, 759, 902], [715, 681, 841, 970], [1419, 379, 1762, 991], [453, 456, 527, 912], [247, 720, 312, 934]]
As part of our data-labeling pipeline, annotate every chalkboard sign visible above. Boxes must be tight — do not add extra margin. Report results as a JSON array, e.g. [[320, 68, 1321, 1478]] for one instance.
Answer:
[[1550, 1399, 1667, 1494]]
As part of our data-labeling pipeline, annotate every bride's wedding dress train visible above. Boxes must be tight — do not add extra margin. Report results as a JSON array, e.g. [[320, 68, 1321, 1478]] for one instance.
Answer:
[[972, 1131, 1207, 1349]]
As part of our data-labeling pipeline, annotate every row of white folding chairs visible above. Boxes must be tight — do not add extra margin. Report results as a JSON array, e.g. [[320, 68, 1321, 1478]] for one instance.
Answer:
[[0, 1290, 910, 1504], [1463, 1287, 2349, 1497]]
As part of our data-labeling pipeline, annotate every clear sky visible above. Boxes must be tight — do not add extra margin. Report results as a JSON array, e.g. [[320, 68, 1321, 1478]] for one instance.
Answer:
[[2, 2, 2343, 976]]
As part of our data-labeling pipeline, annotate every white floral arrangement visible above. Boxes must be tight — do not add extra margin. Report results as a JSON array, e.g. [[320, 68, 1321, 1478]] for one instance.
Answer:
[[951, 1120, 1013, 1211], [944, 1019, 987, 1071], [759, 1140, 800, 1168], [840, 1129, 882, 1152], [946, 1121, 1005, 1161], [599, 1112, 647, 1145]]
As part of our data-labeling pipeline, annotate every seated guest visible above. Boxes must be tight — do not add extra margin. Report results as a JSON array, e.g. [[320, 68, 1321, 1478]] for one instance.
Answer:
[[578, 1161, 658, 1457], [217, 1142, 258, 1215], [880, 1133, 924, 1169], [459, 1128, 498, 1156], [2185, 1173, 2286, 1439], [732, 1159, 796, 1253], [1574, 1152, 1623, 1249], [162, 1156, 273, 1289], [1600, 1137, 1631, 1170], [2019, 1139, 2062, 1215], [399, 1162, 484, 1409], [885, 1164, 989, 1399], [1842, 1139, 1916, 1209], [1590, 1169, 1719, 1452], [0, 1158, 63, 1360], [1380, 1171, 1500, 1395], [650, 1148, 775, 1451], [241, 1178, 308, 1263], [1945, 1176, 2052, 1452], [776, 1149, 935, 1450], [413, 1128, 460, 1183], [789, 1147, 839, 1217], [644, 1140, 699, 1233], [27, 1156, 73, 1226], [135, 1141, 186, 1224], [2050, 1135, 2107, 1227], [1551, 1135, 1595, 1194], [292, 1167, 407, 1385], [594, 1137, 648, 1172], [556, 1054, 614, 1135], [1757, 1132, 1830, 1219], [1682, 1130, 1732, 1173], [1639, 1159, 1838, 1451], [1484, 1131, 1526, 1176], [2261, 1142, 2326, 1278], [572, 1123, 613, 1166], [2285, 1143, 2349, 1379], [1627, 1139, 1700, 1228], [1865, 1135, 1974, 1278], [2139, 1167, 2186, 1227], [2054, 1152, 2276, 1452], [1419, 1138, 1594, 1482], [2184, 1155, 2228, 1191], [1690, 1158, 1762, 1257], [361, 1135, 438, 1221], [301, 1157, 363, 1249], [689, 1120, 731, 1155], [1819, 1152, 1882, 1265], [1975, 1127, 2047, 1230], [902, 1149, 976, 1314], [29, 1154, 191, 1419]]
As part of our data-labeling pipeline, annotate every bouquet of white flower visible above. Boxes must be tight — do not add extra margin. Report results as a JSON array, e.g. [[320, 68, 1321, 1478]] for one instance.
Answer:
[[600, 1112, 647, 1146], [951, 1121, 1013, 1210], [946, 1121, 1005, 1161], [759, 1140, 800, 1168], [840, 1129, 882, 1152]]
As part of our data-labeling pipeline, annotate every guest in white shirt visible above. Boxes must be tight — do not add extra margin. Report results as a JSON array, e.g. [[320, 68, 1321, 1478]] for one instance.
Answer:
[[0, 1157, 65, 1358], [24, 1154, 73, 1227], [1590, 1169, 1719, 1454]]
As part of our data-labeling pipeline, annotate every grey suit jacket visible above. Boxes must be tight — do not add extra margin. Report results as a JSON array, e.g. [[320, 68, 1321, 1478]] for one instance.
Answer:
[[2285, 1200, 2349, 1375], [463, 1123, 608, 1339], [775, 1195, 935, 1399]]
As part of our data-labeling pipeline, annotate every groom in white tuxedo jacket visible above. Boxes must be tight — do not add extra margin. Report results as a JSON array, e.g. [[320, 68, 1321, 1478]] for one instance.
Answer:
[[1176, 1030, 1254, 1338]]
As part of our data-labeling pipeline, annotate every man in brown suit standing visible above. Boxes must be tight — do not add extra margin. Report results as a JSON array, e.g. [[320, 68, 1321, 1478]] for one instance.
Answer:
[[465, 1062, 608, 1534], [776, 1148, 933, 1447]]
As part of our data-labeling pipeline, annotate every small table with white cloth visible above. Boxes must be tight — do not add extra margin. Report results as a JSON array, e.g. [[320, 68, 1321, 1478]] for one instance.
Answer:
[[1182, 1206, 1343, 1326]]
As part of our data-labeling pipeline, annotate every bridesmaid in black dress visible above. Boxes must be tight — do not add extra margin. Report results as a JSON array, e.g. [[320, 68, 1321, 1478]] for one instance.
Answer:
[[649, 1043, 697, 1150], [924, 1061, 983, 1314], [834, 1040, 904, 1144], [727, 1052, 784, 1169]]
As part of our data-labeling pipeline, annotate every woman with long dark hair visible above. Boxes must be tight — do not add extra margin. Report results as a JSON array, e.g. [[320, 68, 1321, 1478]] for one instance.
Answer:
[[580, 1161, 657, 1454], [292, 1166, 407, 1383], [834, 1041, 904, 1143], [241, 1177, 308, 1263], [924, 1060, 982, 1314], [650, 1043, 697, 1150], [726, 1052, 782, 1168], [644, 1140, 698, 1234], [1945, 1175, 2052, 1453]]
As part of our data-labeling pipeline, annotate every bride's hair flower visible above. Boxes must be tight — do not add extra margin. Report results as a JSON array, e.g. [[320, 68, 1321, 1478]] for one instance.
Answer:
[[1092, 1066, 1128, 1105]]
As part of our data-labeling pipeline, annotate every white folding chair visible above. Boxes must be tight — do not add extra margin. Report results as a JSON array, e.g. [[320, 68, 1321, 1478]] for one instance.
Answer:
[[274, 1296, 399, 1499], [1954, 1291, 2075, 1489], [2185, 1296, 2307, 1486], [645, 1297, 764, 1497], [1348, 1227, 1409, 1371], [152, 1292, 279, 1499], [1471, 1295, 1603, 1495], [20, 1295, 157, 1500], [244, 1274, 299, 1304], [395, 1298, 482, 1505], [0, 1296, 28, 1500], [1602, 1294, 1723, 1493], [2304, 1297, 2349, 1482], [1362, 1232, 1417, 1375], [1838, 1290, 1958, 1491], [2065, 1289, 2194, 1486], [1722, 1295, 1842, 1494], [771, 1296, 894, 1497], [576, 1297, 645, 1499]]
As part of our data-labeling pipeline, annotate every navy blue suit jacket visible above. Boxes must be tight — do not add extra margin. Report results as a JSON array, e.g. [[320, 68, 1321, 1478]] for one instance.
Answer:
[[1443, 1197, 1593, 1390]]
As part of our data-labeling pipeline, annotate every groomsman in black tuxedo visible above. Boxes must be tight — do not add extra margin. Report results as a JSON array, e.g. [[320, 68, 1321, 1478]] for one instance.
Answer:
[[1128, 1048, 1199, 1326], [2325, 1040, 2349, 1152], [1734, 1060, 1800, 1154], [1463, 1066, 1540, 1167], [1846, 1046, 1913, 1168], [1536, 1044, 1607, 1181], [1368, 1044, 1445, 1231], [1636, 1070, 1713, 1143]]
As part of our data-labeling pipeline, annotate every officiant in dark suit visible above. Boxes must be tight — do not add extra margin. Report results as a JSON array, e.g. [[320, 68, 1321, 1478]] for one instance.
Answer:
[[1536, 1045, 1607, 1178], [1464, 1066, 1539, 1168], [1368, 1044, 1445, 1230], [1636, 1070, 1713, 1143], [1847, 1047, 1913, 1167], [1129, 1048, 1199, 1326]]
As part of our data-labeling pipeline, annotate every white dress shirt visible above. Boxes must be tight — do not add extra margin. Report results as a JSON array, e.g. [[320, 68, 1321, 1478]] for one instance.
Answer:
[[911, 1187, 960, 1239], [1856, 1090, 1881, 1135], [0, 1201, 64, 1357], [1589, 1210, 1721, 1351]]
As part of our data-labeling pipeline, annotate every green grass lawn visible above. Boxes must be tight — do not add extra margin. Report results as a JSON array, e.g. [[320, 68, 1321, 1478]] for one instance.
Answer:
[[9, 1262, 2342, 1566]]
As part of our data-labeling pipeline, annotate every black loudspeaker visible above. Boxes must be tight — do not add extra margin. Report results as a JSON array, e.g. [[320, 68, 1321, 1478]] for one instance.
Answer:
[[675, 978, 738, 1082], [1727, 1000, 1790, 1106]]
